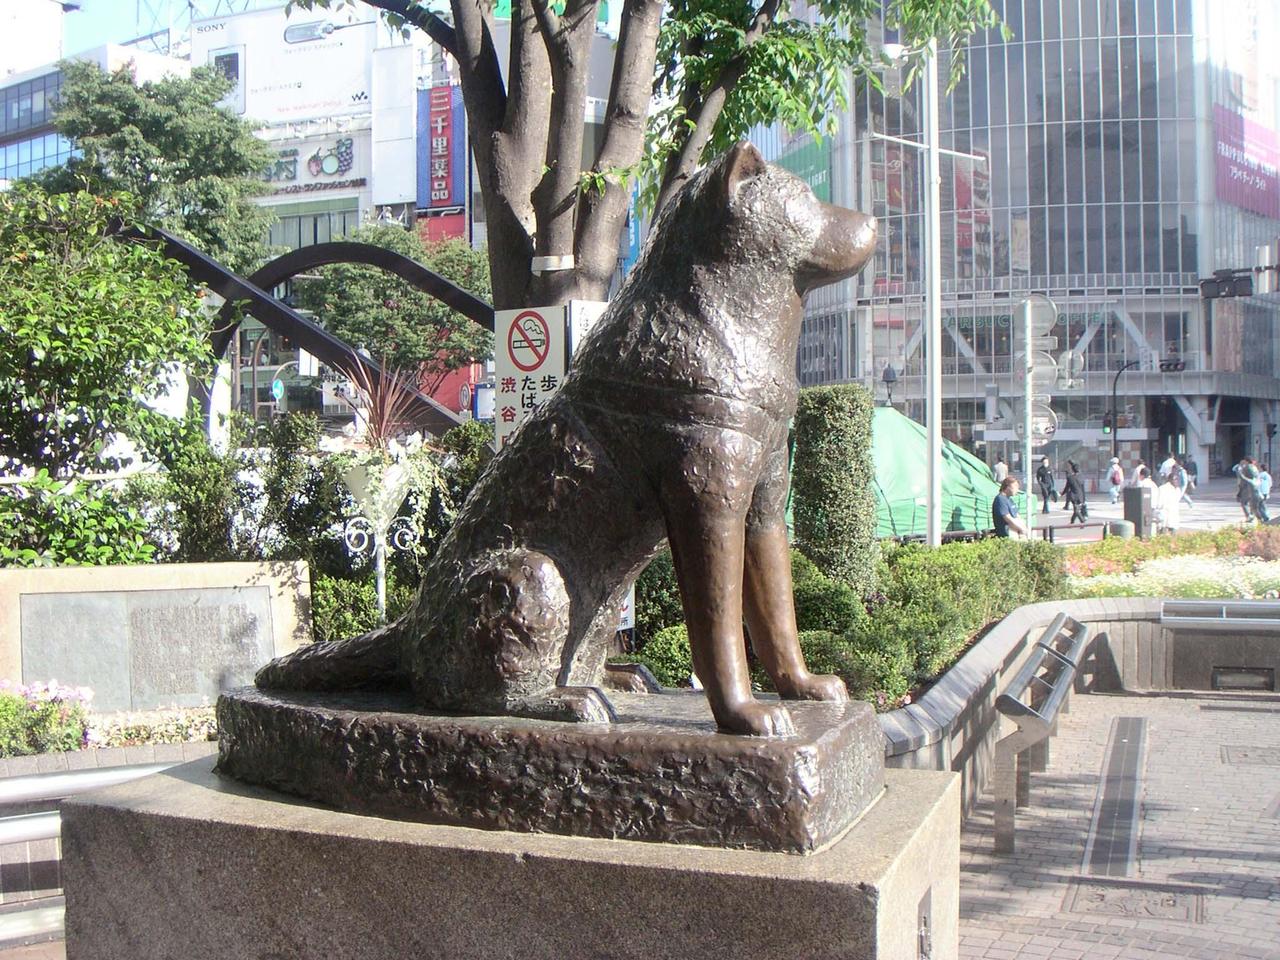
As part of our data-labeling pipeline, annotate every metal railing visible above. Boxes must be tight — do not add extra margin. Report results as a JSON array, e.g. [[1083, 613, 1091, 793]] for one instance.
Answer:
[[992, 614, 1090, 854], [0, 762, 177, 947], [1161, 599, 1280, 632]]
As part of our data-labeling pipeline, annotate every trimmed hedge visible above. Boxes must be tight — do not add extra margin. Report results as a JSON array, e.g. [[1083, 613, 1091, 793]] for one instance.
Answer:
[[792, 384, 878, 596], [635, 550, 683, 643], [310, 573, 417, 644], [623, 537, 1065, 710]]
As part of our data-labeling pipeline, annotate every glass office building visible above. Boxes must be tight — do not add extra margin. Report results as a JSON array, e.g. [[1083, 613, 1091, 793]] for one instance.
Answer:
[[0, 69, 77, 183], [770, 0, 1280, 481]]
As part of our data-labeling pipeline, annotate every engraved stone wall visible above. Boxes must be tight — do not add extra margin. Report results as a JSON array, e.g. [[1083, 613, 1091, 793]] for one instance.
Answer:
[[21, 586, 275, 712]]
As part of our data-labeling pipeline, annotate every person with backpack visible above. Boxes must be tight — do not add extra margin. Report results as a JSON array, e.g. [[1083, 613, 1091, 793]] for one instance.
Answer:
[[1107, 457, 1124, 504]]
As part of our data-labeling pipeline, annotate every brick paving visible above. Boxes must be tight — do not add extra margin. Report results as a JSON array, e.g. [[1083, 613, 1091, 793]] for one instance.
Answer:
[[960, 691, 1280, 959], [2, 696, 1278, 958]]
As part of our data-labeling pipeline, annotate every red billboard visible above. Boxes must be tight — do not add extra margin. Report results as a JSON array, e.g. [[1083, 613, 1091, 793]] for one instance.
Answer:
[[1214, 104, 1280, 219]]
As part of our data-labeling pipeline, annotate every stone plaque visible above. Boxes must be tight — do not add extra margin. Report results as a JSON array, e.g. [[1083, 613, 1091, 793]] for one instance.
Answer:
[[1065, 880, 1206, 923], [1220, 745, 1280, 766], [21, 587, 274, 712]]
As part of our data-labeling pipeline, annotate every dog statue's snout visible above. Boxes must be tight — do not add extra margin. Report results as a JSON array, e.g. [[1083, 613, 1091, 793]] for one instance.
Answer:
[[798, 206, 878, 294]]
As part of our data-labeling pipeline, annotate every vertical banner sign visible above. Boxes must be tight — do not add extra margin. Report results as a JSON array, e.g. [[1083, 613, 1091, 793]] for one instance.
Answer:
[[417, 86, 465, 211]]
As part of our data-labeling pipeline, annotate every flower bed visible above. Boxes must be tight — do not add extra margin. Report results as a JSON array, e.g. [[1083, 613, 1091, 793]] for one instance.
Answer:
[[1069, 554, 1280, 599], [0, 680, 217, 758]]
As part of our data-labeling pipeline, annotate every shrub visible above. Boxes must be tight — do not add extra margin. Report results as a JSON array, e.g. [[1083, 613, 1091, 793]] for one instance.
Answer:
[[792, 384, 878, 596], [0, 682, 92, 757], [439, 419, 495, 509], [635, 550, 684, 642], [866, 538, 1064, 687], [0, 472, 156, 568], [310, 573, 417, 644], [632, 624, 692, 688], [790, 549, 866, 633], [1069, 555, 1280, 599]]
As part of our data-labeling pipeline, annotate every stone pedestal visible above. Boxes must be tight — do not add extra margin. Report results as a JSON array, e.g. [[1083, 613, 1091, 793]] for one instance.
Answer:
[[62, 758, 960, 960], [217, 687, 886, 853]]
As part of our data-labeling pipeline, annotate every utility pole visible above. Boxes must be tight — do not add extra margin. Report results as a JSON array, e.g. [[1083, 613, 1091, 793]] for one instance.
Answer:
[[1110, 360, 1141, 461]]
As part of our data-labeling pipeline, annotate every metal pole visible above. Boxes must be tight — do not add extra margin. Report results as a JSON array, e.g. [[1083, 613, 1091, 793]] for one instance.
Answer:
[[924, 39, 943, 548], [1111, 360, 1140, 461], [251, 328, 270, 423], [1023, 300, 1034, 536]]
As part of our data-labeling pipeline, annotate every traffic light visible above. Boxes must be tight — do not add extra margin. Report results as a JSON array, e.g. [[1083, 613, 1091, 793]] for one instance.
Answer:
[[1269, 423, 1278, 439], [1200, 269, 1254, 300], [1158, 358, 1186, 373], [1102, 413, 1112, 434]]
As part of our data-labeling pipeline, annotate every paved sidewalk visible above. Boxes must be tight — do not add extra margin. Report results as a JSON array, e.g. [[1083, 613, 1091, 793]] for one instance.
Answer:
[[960, 690, 1280, 959]]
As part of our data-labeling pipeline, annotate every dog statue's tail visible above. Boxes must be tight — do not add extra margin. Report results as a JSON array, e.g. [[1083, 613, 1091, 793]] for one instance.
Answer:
[[255, 625, 403, 692]]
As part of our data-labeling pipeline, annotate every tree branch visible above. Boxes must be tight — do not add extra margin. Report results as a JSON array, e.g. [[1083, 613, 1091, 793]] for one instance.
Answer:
[[527, 0, 561, 43], [527, 0, 599, 303], [356, 0, 459, 58], [573, 0, 663, 295], [654, 0, 783, 213]]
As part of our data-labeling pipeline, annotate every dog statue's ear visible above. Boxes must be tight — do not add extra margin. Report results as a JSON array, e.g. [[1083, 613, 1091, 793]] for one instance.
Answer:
[[722, 142, 767, 200]]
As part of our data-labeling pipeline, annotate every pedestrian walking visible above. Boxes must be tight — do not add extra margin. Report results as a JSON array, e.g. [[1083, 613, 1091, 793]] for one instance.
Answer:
[[1159, 452, 1177, 480], [1107, 457, 1124, 504], [1158, 471, 1183, 533], [1174, 458, 1194, 508], [1233, 457, 1259, 522], [1257, 462, 1272, 523], [1035, 456, 1056, 514], [1129, 458, 1147, 487], [992, 456, 1008, 484], [1064, 461, 1088, 524]]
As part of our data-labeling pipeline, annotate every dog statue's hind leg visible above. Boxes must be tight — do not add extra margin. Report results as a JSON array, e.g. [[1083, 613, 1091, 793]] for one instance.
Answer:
[[418, 547, 617, 724]]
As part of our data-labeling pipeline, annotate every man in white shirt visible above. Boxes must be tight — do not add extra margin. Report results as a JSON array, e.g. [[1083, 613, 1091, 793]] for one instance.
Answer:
[[1159, 453, 1176, 480]]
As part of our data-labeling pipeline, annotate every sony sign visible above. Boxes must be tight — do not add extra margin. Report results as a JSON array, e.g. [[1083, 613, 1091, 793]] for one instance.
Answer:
[[191, 5, 378, 123]]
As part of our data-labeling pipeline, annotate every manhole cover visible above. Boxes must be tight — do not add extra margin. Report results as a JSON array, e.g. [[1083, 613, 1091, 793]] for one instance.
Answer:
[[1065, 879, 1206, 923], [1220, 745, 1280, 766]]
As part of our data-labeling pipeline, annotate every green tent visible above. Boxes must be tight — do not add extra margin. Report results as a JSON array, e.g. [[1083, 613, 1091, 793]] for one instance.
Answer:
[[870, 407, 1037, 538]]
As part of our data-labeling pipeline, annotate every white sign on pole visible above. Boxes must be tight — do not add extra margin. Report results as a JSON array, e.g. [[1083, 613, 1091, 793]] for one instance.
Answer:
[[493, 301, 606, 448], [618, 585, 636, 631]]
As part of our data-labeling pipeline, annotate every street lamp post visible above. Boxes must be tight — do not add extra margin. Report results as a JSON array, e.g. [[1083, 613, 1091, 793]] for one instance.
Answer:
[[1111, 360, 1141, 460], [877, 40, 981, 547], [922, 40, 943, 548]]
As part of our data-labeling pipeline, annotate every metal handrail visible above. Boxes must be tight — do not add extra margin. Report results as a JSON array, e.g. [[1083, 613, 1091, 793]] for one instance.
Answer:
[[0, 763, 179, 848], [993, 614, 1089, 853], [0, 761, 178, 946], [1161, 599, 1280, 631], [0, 763, 177, 807]]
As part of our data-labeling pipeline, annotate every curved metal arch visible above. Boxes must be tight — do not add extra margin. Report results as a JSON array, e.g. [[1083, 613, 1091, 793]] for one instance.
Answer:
[[211, 241, 496, 359]]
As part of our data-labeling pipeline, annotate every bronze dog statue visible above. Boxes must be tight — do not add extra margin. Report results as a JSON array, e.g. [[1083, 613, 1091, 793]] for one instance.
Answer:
[[257, 142, 877, 737]]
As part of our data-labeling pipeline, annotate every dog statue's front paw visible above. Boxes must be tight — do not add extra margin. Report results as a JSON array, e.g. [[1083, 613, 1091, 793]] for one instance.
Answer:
[[716, 700, 796, 738], [778, 672, 849, 703], [509, 686, 618, 724]]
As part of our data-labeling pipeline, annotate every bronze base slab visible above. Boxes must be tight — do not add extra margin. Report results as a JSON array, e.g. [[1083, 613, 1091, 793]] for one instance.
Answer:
[[215, 687, 885, 854]]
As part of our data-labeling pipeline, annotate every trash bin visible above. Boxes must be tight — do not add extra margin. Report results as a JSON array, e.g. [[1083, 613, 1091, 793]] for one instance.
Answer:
[[1123, 486, 1153, 539]]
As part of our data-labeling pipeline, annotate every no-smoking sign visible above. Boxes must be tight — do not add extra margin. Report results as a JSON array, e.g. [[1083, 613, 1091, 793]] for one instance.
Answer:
[[493, 303, 603, 450], [507, 310, 551, 372]]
